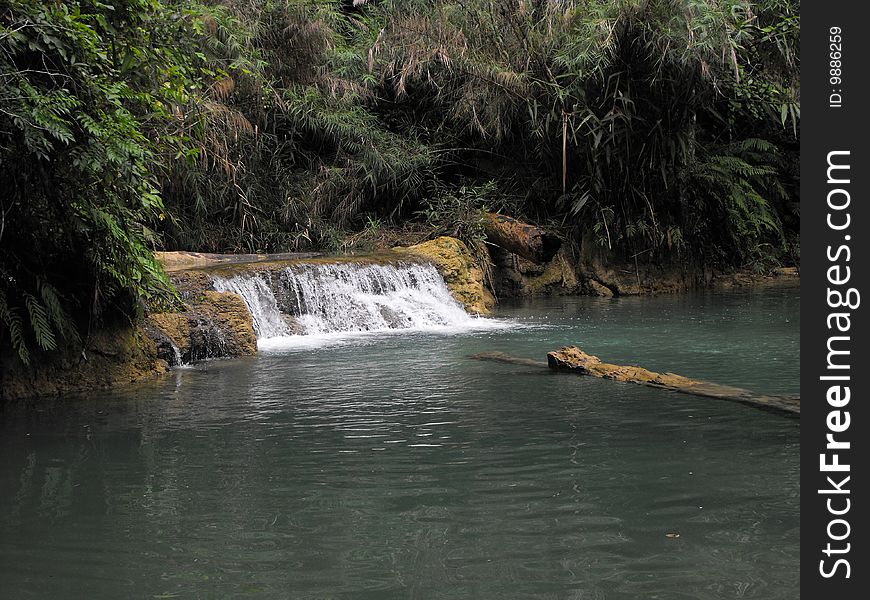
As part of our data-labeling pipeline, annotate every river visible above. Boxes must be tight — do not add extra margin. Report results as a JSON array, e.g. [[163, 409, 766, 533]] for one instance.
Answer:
[[0, 284, 799, 599]]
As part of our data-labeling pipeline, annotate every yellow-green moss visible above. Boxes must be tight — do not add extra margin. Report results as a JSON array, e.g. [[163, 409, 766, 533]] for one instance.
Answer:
[[394, 236, 496, 315], [146, 312, 192, 354], [199, 291, 258, 356], [0, 325, 168, 401], [523, 250, 579, 295], [146, 290, 257, 359]]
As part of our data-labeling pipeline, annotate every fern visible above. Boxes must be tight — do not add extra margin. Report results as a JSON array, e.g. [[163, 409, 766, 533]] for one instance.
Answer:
[[23, 293, 57, 352], [0, 291, 30, 366], [38, 279, 81, 346]]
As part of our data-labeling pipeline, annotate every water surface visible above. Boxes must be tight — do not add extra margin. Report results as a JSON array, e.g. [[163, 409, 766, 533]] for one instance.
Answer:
[[0, 285, 799, 599]]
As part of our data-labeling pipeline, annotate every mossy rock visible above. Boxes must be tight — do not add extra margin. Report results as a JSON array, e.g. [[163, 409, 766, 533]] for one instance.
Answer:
[[197, 290, 258, 357], [0, 325, 168, 401], [147, 312, 192, 355], [522, 249, 580, 295], [146, 290, 257, 364], [394, 236, 496, 315]]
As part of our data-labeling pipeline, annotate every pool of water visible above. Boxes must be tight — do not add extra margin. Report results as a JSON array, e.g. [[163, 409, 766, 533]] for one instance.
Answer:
[[0, 285, 799, 599]]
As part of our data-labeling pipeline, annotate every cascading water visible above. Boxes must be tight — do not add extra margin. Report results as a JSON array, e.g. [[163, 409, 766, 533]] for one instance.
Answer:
[[213, 262, 494, 342], [169, 340, 183, 366], [213, 273, 291, 338]]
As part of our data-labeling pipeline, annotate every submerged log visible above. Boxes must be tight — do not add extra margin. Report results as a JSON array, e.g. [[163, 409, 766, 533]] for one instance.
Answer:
[[469, 351, 548, 368], [547, 346, 799, 415], [483, 214, 561, 264]]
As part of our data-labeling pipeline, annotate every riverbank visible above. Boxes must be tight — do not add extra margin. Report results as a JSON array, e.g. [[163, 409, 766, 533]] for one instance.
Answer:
[[1, 238, 799, 402]]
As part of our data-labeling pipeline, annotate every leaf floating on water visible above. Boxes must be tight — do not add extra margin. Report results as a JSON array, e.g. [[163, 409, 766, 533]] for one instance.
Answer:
[[665, 532, 681, 538]]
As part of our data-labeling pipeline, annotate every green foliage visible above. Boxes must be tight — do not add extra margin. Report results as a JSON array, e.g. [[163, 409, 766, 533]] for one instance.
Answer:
[[417, 181, 500, 250], [366, 0, 800, 264], [688, 138, 787, 264], [147, 0, 444, 254], [1, 0, 800, 364], [1, 0, 178, 363]]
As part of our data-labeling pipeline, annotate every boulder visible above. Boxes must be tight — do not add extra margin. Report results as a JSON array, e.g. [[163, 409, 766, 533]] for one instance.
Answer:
[[0, 324, 168, 401]]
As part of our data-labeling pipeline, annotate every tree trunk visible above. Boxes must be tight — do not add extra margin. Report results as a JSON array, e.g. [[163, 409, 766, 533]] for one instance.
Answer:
[[482, 213, 561, 264]]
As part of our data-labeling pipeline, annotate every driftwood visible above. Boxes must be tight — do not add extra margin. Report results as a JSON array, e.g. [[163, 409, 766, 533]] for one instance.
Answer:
[[547, 346, 799, 415], [483, 213, 561, 264], [470, 348, 800, 416]]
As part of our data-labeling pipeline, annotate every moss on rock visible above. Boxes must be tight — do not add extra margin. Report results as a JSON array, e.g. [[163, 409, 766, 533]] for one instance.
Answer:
[[522, 249, 580, 295], [395, 236, 496, 315], [146, 289, 257, 364], [147, 312, 192, 355], [1, 324, 168, 401], [197, 291, 258, 357]]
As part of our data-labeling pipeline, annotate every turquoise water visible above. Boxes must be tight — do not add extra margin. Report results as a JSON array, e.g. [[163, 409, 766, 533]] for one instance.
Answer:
[[0, 286, 799, 599]]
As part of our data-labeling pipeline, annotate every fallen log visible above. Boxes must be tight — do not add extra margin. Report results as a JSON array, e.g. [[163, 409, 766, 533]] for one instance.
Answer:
[[470, 347, 799, 415], [483, 213, 561, 264], [547, 346, 799, 415]]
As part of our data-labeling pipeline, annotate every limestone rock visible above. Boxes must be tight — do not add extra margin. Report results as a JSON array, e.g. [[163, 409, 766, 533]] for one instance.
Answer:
[[588, 279, 614, 297], [0, 324, 168, 401], [714, 266, 801, 289], [489, 245, 585, 297], [523, 249, 580, 295], [283, 314, 305, 335], [156, 250, 321, 272], [146, 290, 257, 364], [394, 236, 496, 315], [197, 291, 258, 357]]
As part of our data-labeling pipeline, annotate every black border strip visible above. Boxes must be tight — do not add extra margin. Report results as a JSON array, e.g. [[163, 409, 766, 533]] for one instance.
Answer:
[[802, 1, 868, 595]]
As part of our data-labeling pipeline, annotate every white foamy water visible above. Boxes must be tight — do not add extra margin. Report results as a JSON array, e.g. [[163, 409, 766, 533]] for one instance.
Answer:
[[212, 272, 292, 338], [213, 262, 508, 348]]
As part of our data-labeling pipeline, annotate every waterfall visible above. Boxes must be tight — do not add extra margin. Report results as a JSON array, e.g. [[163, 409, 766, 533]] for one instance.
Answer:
[[169, 340, 183, 366], [213, 262, 493, 342], [213, 273, 291, 338]]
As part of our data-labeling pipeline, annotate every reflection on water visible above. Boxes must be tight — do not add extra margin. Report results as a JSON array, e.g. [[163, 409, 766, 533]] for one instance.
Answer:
[[0, 286, 799, 599]]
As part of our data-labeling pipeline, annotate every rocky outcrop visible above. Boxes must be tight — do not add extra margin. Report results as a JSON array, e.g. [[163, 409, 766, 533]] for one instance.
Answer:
[[491, 239, 800, 299], [547, 345, 800, 415], [1, 276, 259, 400], [713, 266, 801, 289], [577, 251, 704, 296], [490, 246, 586, 297], [146, 287, 257, 366], [1, 324, 168, 401], [394, 236, 496, 314]]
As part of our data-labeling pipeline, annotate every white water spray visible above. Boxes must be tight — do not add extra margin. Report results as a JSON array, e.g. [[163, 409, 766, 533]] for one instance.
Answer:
[[213, 272, 292, 338]]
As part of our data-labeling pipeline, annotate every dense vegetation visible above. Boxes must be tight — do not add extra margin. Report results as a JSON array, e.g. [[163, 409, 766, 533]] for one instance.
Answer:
[[1, 0, 799, 364]]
